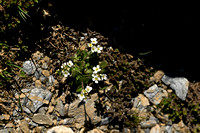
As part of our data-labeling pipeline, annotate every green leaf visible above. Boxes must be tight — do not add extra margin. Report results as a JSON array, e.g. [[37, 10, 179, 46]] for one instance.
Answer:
[[85, 68, 93, 74], [79, 76, 90, 84], [100, 61, 108, 69], [82, 50, 88, 58], [72, 66, 81, 77], [76, 85, 83, 93], [76, 75, 81, 81], [100, 86, 108, 90]]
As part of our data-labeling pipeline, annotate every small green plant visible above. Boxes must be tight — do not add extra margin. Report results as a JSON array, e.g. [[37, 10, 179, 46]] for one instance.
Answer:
[[56, 38, 108, 101], [0, 43, 22, 88]]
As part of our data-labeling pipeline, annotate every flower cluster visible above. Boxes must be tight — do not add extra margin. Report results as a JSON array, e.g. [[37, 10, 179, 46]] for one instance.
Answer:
[[92, 65, 107, 84], [61, 60, 74, 78], [78, 85, 93, 101], [88, 38, 103, 53], [58, 37, 108, 102]]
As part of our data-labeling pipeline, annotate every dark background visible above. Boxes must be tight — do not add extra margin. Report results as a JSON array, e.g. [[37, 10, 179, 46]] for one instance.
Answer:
[[52, 3, 199, 81]]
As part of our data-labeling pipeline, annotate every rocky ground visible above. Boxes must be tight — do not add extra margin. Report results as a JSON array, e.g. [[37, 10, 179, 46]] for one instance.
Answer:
[[0, 24, 199, 133]]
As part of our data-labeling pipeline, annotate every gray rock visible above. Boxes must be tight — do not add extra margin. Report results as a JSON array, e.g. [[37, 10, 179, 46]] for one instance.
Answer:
[[165, 125, 172, 133], [47, 75, 55, 86], [40, 75, 48, 83], [23, 87, 52, 112], [100, 117, 113, 125], [144, 84, 168, 105], [162, 75, 189, 100], [140, 120, 157, 128], [34, 71, 41, 80], [63, 118, 74, 125], [22, 106, 31, 114], [32, 114, 53, 125], [66, 93, 101, 126], [55, 99, 65, 117], [29, 121, 38, 127], [23, 61, 36, 75]]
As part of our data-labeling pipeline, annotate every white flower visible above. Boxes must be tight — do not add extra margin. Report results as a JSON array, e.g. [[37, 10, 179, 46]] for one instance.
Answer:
[[92, 76, 100, 84], [93, 65, 101, 74], [91, 46, 97, 53], [82, 89, 87, 94], [85, 86, 92, 93], [90, 38, 98, 44], [92, 73, 98, 77], [62, 70, 70, 78], [61, 62, 67, 68], [96, 45, 103, 53], [88, 43, 93, 47], [67, 60, 74, 67], [100, 74, 107, 80], [78, 93, 85, 101]]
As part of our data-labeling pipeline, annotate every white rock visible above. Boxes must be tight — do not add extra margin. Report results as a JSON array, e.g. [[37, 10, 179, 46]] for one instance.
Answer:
[[162, 75, 189, 100], [23, 61, 36, 75], [47, 126, 74, 133]]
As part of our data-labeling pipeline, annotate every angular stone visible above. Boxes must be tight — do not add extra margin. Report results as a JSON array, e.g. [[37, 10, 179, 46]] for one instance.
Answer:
[[55, 99, 65, 117], [23, 61, 36, 75], [42, 62, 48, 69], [153, 70, 165, 82], [32, 114, 53, 125], [35, 80, 42, 87], [162, 75, 189, 100], [42, 70, 50, 77], [171, 120, 190, 133], [23, 87, 52, 112], [140, 120, 157, 128], [144, 84, 168, 105], [47, 75, 55, 86], [150, 124, 161, 133], [47, 126, 74, 133], [66, 93, 101, 126], [134, 94, 150, 109], [19, 119, 30, 133]]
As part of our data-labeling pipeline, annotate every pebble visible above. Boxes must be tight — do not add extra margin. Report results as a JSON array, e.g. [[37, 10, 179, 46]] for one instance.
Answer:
[[47, 126, 74, 133], [153, 70, 165, 82], [32, 114, 53, 125], [0, 114, 10, 120], [150, 124, 161, 133], [23, 61, 36, 75], [162, 75, 189, 100], [140, 120, 157, 128], [35, 80, 42, 87], [32, 51, 43, 61], [55, 98, 65, 117], [144, 84, 168, 105], [42, 70, 50, 77], [133, 94, 150, 109]]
